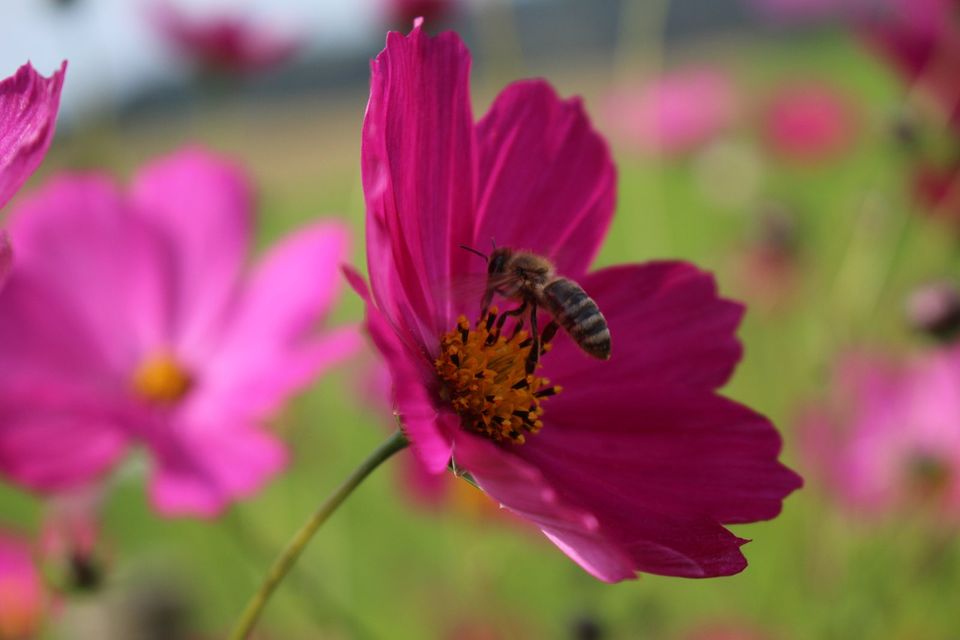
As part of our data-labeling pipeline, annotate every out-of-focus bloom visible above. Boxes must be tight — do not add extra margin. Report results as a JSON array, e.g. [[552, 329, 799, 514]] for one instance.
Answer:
[[859, 0, 960, 132], [0, 62, 65, 210], [906, 280, 960, 342], [682, 619, 777, 640], [0, 147, 358, 517], [0, 530, 44, 640], [604, 68, 737, 156], [152, 3, 301, 76], [385, 0, 456, 28], [761, 83, 857, 162], [912, 161, 960, 215], [352, 23, 800, 581], [802, 353, 960, 516], [40, 490, 104, 591], [731, 203, 802, 313]]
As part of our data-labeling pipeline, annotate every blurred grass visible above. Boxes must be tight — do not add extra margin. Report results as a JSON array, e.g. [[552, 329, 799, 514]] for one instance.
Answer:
[[3, 29, 960, 640]]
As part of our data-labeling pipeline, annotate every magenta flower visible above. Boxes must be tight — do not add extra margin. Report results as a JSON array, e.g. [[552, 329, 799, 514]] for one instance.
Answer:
[[152, 3, 301, 75], [0, 147, 358, 517], [802, 353, 960, 516], [859, 0, 960, 132], [0, 62, 65, 288], [0, 530, 44, 640], [352, 24, 801, 580], [761, 83, 856, 162], [603, 68, 736, 156]]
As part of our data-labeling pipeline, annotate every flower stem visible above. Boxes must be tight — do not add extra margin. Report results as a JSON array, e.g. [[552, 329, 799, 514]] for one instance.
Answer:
[[228, 430, 409, 640]]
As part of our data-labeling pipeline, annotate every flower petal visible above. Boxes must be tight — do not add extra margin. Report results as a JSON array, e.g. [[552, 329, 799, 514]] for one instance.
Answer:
[[543, 262, 744, 390], [197, 222, 356, 418], [362, 23, 476, 349], [147, 416, 287, 518], [3, 175, 173, 375], [516, 383, 801, 577], [452, 432, 636, 582], [473, 80, 616, 279], [0, 388, 128, 493], [0, 230, 10, 291], [366, 300, 453, 474], [130, 146, 253, 356], [0, 62, 65, 209]]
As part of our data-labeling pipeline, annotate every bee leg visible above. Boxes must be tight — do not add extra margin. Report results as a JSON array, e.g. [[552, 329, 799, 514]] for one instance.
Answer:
[[526, 303, 540, 373], [480, 288, 494, 317], [540, 321, 559, 355], [495, 300, 527, 335]]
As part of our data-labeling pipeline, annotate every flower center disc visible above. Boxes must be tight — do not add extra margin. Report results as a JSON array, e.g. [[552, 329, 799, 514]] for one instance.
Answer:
[[133, 352, 193, 404], [434, 307, 561, 445]]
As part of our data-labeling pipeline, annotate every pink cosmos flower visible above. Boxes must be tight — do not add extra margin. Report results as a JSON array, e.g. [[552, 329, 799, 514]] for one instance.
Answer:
[[385, 0, 456, 28], [152, 3, 301, 76], [604, 68, 737, 156], [0, 147, 358, 517], [0, 62, 65, 288], [859, 0, 960, 132], [761, 83, 856, 162], [802, 352, 960, 516], [351, 23, 801, 580], [0, 530, 44, 640]]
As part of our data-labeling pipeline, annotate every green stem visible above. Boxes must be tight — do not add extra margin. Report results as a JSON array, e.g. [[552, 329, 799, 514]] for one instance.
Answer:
[[228, 430, 409, 640]]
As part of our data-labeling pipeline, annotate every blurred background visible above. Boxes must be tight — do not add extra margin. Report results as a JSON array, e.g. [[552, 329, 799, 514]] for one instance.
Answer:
[[2, 0, 960, 638]]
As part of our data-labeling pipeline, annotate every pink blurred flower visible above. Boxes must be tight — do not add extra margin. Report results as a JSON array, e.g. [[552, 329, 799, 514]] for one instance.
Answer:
[[152, 3, 301, 75], [385, 0, 456, 27], [859, 0, 960, 132], [761, 83, 857, 162], [351, 23, 801, 581], [604, 68, 737, 156], [0, 530, 44, 640], [803, 352, 960, 516], [0, 62, 65, 289], [0, 147, 359, 517]]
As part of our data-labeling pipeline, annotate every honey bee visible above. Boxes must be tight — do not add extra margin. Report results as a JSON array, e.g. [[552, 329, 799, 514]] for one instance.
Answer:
[[463, 245, 611, 363]]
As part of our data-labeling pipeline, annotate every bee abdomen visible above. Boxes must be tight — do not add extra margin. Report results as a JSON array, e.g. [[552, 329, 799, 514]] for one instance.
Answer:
[[542, 278, 611, 360]]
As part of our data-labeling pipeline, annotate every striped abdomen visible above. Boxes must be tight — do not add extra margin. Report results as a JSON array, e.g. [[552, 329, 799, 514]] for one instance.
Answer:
[[541, 278, 611, 360]]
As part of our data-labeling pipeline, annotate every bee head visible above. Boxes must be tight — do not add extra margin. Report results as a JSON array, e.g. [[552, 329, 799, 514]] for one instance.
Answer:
[[488, 247, 511, 276]]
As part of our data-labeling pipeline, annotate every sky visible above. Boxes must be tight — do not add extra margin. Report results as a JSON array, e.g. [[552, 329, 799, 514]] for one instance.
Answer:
[[0, 0, 385, 121]]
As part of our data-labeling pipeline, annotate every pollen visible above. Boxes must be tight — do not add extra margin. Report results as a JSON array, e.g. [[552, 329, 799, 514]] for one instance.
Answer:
[[434, 307, 561, 445], [133, 352, 193, 404]]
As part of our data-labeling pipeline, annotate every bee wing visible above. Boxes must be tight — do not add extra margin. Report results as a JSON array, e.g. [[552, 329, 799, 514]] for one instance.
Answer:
[[434, 272, 489, 305]]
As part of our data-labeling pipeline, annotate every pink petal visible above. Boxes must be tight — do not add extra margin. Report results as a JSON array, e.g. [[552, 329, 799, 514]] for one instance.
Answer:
[[473, 80, 616, 279], [2, 175, 173, 376], [362, 23, 476, 350], [366, 298, 453, 473], [0, 230, 10, 291], [514, 384, 800, 578], [0, 530, 44, 638], [0, 388, 129, 493], [199, 222, 357, 418], [452, 432, 636, 582], [543, 263, 744, 390], [0, 62, 65, 209], [130, 146, 253, 358], [147, 416, 287, 518]]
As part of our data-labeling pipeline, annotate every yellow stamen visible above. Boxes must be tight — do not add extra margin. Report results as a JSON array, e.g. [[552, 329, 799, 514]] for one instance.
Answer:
[[434, 307, 561, 445], [133, 352, 193, 404]]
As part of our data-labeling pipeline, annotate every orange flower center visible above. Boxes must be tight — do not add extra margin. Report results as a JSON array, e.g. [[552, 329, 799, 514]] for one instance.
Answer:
[[132, 352, 193, 404], [434, 307, 561, 445]]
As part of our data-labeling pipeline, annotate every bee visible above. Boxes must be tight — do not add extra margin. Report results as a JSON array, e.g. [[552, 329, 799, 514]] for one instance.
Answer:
[[463, 245, 611, 364]]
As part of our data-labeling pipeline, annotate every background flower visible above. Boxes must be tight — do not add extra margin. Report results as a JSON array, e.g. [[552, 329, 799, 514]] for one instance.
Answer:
[[0, 530, 45, 640], [0, 147, 358, 517]]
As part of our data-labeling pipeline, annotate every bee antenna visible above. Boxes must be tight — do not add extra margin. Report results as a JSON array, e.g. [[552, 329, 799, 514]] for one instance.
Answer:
[[459, 244, 489, 263], [490, 237, 497, 249]]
